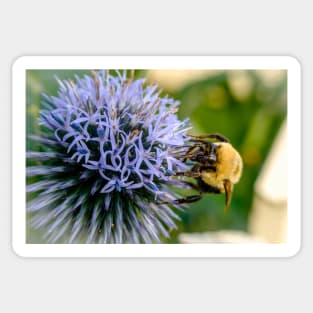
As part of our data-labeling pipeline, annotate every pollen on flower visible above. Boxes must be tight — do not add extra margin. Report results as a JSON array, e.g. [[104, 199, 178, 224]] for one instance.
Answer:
[[27, 70, 191, 244]]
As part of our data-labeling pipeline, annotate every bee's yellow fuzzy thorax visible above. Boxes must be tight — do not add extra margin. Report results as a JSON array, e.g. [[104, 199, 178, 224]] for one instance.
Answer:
[[201, 142, 243, 191]]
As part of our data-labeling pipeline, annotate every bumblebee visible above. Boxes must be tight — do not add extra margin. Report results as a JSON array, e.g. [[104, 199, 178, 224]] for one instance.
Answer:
[[170, 133, 243, 212]]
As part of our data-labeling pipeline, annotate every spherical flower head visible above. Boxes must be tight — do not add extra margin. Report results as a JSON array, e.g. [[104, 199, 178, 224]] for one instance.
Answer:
[[27, 70, 191, 243]]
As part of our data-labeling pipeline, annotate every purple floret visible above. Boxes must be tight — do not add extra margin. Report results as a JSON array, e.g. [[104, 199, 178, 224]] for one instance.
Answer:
[[27, 70, 191, 244]]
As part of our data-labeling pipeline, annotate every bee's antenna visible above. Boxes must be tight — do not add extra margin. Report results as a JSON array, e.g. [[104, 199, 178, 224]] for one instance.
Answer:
[[189, 133, 229, 143]]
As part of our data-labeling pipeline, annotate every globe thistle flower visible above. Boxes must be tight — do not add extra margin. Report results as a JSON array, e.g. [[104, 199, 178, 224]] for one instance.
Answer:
[[27, 70, 191, 244]]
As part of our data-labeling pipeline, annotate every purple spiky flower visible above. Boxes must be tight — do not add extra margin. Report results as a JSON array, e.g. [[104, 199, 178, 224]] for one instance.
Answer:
[[27, 70, 191, 243]]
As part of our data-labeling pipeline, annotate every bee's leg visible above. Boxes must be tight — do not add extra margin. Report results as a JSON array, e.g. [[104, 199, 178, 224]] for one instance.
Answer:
[[190, 133, 229, 143], [170, 180, 200, 191], [172, 195, 202, 204], [173, 143, 203, 150], [159, 195, 202, 205], [176, 152, 198, 161], [175, 145, 203, 162], [173, 164, 202, 178], [173, 171, 201, 178]]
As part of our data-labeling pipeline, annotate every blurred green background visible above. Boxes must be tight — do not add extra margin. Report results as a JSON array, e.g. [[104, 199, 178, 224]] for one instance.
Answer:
[[26, 69, 287, 243]]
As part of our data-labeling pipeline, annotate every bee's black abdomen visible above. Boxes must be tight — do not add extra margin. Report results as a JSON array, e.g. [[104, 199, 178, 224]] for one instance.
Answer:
[[202, 165, 216, 172], [197, 178, 221, 194]]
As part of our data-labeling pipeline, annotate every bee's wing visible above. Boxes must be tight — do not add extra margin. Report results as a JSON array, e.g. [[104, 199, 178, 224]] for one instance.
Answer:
[[223, 179, 233, 212]]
